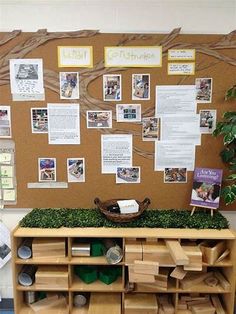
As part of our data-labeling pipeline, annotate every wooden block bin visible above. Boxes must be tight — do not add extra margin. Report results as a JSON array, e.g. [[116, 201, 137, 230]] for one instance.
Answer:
[[32, 238, 66, 258], [124, 293, 158, 314], [125, 239, 143, 264], [199, 240, 226, 265]]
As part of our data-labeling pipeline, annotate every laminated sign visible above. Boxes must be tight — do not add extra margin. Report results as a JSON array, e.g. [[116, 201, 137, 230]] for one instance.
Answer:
[[0, 222, 11, 268]]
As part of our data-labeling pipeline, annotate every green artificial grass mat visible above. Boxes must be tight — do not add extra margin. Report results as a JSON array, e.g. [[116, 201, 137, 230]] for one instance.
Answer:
[[19, 208, 229, 229]]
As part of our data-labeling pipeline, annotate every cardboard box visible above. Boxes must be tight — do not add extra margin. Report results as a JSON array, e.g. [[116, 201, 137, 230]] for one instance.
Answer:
[[124, 293, 158, 314], [35, 266, 68, 289], [32, 238, 66, 258]]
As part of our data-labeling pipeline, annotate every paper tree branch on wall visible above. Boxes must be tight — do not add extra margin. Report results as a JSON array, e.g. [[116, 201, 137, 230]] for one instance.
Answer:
[[0, 28, 235, 159]]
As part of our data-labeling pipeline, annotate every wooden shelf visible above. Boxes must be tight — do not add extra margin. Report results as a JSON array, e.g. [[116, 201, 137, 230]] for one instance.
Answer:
[[17, 284, 68, 291], [70, 256, 123, 265], [71, 277, 123, 292], [15, 257, 69, 265], [13, 227, 236, 240], [19, 304, 69, 314], [12, 226, 236, 314]]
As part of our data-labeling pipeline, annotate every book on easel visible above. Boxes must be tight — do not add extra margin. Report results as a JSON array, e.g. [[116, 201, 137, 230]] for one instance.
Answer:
[[190, 168, 223, 211]]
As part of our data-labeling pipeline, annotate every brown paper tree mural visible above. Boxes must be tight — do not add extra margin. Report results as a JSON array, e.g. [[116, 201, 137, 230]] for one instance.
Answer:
[[0, 28, 235, 160]]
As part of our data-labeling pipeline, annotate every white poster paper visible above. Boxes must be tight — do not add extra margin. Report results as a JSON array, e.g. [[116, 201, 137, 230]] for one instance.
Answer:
[[48, 103, 80, 145], [155, 85, 196, 116], [9, 59, 45, 100], [161, 115, 201, 145], [101, 134, 132, 173], [0, 222, 11, 269], [155, 142, 195, 171]]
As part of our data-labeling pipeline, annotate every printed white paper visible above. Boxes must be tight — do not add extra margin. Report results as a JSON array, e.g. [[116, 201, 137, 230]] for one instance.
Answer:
[[156, 85, 196, 116], [9, 59, 45, 100], [48, 103, 80, 145], [101, 134, 132, 173], [161, 115, 201, 145], [155, 142, 195, 171]]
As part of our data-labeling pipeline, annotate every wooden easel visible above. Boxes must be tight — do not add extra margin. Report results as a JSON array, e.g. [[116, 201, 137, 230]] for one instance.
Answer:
[[191, 206, 215, 217]]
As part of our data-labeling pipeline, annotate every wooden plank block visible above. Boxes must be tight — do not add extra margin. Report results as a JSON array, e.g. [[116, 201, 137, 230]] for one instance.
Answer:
[[170, 266, 187, 279], [124, 293, 158, 314], [32, 238, 66, 258], [125, 240, 142, 264], [88, 293, 121, 314], [183, 246, 202, 271], [191, 303, 215, 314], [30, 295, 68, 313], [35, 266, 68, 289], [133, 260, 159, 275], [165, 240, 189, 265], [142, 240, 175, 266], [214, 271, 230, 290], [211, 295, 226, 314], [180, 272, 213, 290], [128, 265, 155, 283]]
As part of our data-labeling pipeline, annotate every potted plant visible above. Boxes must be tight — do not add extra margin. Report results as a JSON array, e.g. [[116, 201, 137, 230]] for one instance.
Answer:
[[213, 85, 236, 205]]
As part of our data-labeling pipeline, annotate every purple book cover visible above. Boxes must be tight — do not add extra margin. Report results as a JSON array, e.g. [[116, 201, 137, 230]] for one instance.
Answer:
[[190, 168, 223, 209]]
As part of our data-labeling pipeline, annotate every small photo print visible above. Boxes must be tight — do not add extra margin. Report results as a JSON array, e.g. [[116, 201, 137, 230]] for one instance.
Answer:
[[164, 168, 187, 183], [59, 72, 79, 99], [67, 158, 85, 183], [116, 167, 140, 184], [199, 109, 216, 134], [103, 74, 121, 101], [116, 104, 141, 122], [87, 111, 112, 128], [15, 63, 38, 80], [38, 158, 56, 182], [195, 78, 213, 103], [31, 108, 48, 133], [0, 106, 11, 138], [142, 117, 160, 141], [132, 74, 150, 100]]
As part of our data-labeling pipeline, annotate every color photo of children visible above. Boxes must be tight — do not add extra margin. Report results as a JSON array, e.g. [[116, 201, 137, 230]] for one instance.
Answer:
[[132, 74, 150, 100], [60, 72, 79, 99], [38, 158, 56, 182], [103, 74, 121, 101], [67, 158, 85, 182]]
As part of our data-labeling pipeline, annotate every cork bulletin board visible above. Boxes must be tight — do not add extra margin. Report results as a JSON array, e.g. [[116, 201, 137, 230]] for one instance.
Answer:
[[0, 29, 235, 210]]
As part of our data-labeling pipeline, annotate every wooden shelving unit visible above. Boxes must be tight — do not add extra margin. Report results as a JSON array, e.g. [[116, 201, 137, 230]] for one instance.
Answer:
[[12, 227, 236, 314]]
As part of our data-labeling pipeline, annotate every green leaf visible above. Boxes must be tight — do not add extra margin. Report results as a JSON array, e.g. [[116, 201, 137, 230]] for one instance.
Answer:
[[231, 184, 236, 195], [220, 148, 235, 162], [223, 111, 236, 120], [221, 186, 232, 197], [224, 192, 236, 205], [224, 132, 234, 145], [221, 124, 232, 135], [226, 174, 236, 181]]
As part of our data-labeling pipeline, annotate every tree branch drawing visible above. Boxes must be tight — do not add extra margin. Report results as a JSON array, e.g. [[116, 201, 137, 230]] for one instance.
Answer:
[[0, 28, 235, 159]]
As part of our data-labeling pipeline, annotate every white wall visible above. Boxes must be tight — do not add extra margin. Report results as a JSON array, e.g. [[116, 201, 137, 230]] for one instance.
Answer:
[[0, 0, 236, 299]]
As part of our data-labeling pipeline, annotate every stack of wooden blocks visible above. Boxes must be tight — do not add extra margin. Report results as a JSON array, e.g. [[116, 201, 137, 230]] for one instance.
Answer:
[[177, 294, 226, 314]]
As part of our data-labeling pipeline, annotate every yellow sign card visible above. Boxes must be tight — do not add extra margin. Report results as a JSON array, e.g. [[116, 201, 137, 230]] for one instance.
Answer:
[[168, 49, 195, 61], [58, 46, 93, 68], [105, 46, 162, 67], [168, 63, 195, 75], [0, 165, 14, 177]]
